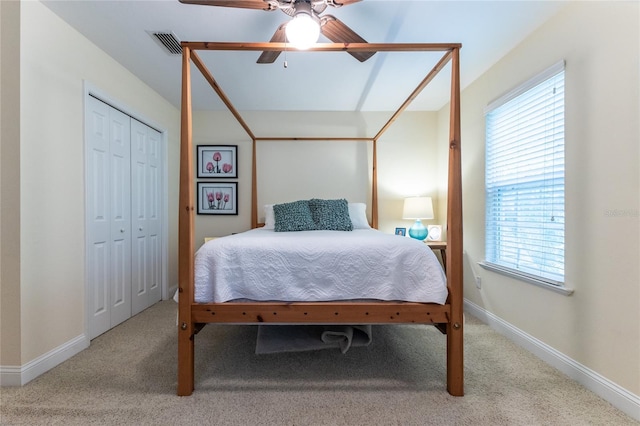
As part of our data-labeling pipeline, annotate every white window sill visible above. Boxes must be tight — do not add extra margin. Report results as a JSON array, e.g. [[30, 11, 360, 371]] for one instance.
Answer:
[[478, 262, 574, 296]]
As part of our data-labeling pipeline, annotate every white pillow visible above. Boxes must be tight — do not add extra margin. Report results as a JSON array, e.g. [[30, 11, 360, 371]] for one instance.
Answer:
[[263, 204, 275, 229], [348, 203, 371, 229]]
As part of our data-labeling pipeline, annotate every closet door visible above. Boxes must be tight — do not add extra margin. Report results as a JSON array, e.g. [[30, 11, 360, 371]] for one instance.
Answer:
[[130, 119, 162, 315], [108, 108, 132, 328], [86, 96, 132, 339], [145, 125, 162, 305]]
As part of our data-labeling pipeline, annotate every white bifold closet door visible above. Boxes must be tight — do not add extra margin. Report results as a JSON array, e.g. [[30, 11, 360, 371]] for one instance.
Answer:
[[86, 96, 162, 339], [130, 118, 162, 316]]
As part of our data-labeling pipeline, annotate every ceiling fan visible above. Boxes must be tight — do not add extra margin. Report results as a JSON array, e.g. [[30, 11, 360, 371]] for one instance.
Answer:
[[178, 0, 375, 63]]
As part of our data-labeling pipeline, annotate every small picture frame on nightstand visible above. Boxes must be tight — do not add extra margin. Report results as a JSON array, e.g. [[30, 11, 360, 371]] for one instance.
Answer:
[[395, 227, 406, 236], [427, 225, 442, 241]]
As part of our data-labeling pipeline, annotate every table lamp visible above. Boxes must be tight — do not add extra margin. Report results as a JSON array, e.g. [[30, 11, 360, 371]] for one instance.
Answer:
[[402, 196, 434, 240]]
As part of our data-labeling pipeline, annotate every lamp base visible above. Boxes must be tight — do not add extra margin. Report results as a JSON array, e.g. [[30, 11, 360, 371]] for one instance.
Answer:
[[408, 219, 428, 240]]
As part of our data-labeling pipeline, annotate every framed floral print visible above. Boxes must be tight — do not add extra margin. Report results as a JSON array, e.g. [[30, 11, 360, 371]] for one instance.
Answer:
[[197, 145, 237, 178], [197, 182, 238, 215]]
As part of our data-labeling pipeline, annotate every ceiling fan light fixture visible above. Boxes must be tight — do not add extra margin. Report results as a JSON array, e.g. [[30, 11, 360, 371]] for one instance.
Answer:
[[285, 12, 320, 50]]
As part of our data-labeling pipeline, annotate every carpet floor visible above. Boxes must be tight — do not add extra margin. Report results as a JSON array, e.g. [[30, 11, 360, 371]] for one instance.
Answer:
[[0, 300, 636, 425]]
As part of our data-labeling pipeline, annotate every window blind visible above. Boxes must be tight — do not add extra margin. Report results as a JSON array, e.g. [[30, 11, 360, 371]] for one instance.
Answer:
[[485, 63, 565, 284]]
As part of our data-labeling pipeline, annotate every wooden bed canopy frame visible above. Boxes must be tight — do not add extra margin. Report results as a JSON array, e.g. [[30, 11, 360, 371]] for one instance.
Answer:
[[178, 41, 463, 396]]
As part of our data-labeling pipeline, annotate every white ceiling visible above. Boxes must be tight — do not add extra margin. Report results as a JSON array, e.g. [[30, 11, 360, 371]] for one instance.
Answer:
[[42, 0, 568, 112]]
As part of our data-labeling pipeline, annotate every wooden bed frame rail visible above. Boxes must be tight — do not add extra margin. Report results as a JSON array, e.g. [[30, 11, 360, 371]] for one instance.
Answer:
[[177, 42, 463, 397], [190, 302, 452, 324]]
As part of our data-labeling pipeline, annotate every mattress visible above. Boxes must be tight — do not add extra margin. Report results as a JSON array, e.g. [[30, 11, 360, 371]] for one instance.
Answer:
[[194, 228, 448, 304]]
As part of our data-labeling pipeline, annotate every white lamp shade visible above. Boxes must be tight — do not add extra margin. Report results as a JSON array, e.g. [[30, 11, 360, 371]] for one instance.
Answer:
[[285, 13, 320, 50], [402, 197, 434, 220]]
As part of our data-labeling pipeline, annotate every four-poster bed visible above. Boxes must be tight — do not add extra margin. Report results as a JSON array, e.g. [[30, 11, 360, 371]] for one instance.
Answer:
[[177, 41, 463, 396]]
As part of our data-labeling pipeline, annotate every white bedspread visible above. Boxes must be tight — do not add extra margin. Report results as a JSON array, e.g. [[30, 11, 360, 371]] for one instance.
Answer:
[[194, 228, 448, 304]]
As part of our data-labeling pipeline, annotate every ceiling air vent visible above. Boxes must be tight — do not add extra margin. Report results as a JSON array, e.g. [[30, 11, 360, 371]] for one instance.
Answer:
[[151, 31, 182, 55]]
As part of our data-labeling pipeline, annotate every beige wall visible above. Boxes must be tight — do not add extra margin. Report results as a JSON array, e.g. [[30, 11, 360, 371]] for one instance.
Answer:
[[6, 1, 180, 365], [0, 0, 22, 367], [445, 1, 639, 394], [191, 110, 441, 245]]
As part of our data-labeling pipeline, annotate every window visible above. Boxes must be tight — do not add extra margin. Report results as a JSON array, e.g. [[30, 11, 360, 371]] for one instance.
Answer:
[[484, 61, 565, 286]]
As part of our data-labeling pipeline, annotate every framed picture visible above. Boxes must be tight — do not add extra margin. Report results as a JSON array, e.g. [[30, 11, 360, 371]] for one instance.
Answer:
[[197, 182, 238, 215], [394, 227, 406, 236], [427, 225, 442, 241], [197, 145, 237, 178]]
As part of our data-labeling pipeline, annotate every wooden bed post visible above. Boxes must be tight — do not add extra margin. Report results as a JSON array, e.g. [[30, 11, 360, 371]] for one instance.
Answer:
[[251, 138, 258, 229], [177, 45, 195, 396], [371, 139, 378, 229], [446, 46, 464, 396]]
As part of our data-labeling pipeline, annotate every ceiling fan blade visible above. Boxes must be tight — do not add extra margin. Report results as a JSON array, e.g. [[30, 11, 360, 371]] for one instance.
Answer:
[[320, 15, 375, 62], [257, 23, 287, 64], [330, 0, 362, 6], [178, 0, 276, 11]]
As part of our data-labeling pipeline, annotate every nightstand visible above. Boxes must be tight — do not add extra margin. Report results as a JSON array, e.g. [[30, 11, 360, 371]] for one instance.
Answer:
[[425, 240, 447, 272]]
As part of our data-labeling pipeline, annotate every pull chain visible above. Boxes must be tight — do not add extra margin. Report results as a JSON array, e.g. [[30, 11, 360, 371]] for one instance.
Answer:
[[283, 41, 288, 68]]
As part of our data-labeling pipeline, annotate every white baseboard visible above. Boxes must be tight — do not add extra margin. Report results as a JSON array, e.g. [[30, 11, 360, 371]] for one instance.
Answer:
[[464, 299, 640, 422], [0, 333, 89, 386]]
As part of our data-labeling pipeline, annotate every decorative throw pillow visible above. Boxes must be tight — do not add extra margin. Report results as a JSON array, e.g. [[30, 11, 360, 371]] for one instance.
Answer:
[[263, 204, 275, 230], [348, 203, 371, 229], [274, 200, 316, 232], [309, 198, 353, 231]]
